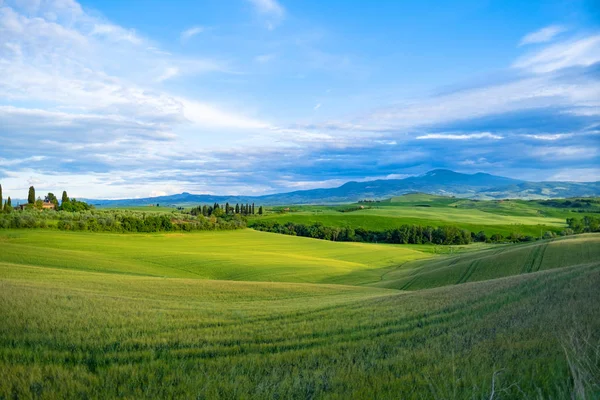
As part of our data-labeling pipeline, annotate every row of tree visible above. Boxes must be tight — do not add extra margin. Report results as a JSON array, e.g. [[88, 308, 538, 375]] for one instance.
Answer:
[[190, 203, 263, 217], [250, 220, 546, 245], [0, 209, 247, 232]]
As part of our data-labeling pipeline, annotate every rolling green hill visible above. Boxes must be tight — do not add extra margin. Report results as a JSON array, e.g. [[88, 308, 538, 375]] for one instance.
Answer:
[[1, 254, 599, 398], [0, 229, 430, 285], [1, 229, 599, 398], [371, 234, 600, 290]]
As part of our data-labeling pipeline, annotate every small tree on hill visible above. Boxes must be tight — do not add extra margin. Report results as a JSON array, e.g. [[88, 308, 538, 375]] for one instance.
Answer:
[[28, 186, 35, 204], [258, 206, 263, 215], [62, 191, 69, 204], [5, 197, 12, 213]]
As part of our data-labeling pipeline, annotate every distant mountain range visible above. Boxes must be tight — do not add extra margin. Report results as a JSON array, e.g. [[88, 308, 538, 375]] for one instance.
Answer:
[[85, 169, 600, 207]]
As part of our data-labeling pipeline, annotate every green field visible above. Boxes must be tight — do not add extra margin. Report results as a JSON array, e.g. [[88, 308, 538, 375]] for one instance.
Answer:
[[0, 230, 430, 285], [252, 195, 580, 237], [372, 234, 600, 290], [1, 229, 599, 398]]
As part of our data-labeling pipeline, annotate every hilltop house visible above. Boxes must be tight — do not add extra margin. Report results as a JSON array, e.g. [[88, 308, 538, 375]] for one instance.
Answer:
[[16, 201, 56, 211]]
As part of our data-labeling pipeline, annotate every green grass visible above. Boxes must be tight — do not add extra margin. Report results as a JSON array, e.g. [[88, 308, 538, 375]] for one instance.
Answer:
[[1, 229, 599, 398], [0, 229, 431, 285], [371, 234, 600, 290], [1, 260, 599, 398]]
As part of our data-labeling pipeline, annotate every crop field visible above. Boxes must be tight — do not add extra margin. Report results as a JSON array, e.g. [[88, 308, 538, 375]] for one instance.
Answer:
[[252, 195, 578, 237], [1, 230, 599, 398]]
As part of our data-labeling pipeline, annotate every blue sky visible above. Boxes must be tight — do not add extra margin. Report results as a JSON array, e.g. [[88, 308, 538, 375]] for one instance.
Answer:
[[0, 0, 599, 199]]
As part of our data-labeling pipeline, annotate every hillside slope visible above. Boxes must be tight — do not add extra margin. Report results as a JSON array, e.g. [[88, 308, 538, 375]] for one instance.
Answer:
[[371, 234, 600, 290], [2, 253, 599, 398]]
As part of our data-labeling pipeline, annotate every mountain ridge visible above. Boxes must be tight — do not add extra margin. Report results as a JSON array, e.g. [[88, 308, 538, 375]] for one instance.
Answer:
[[84, 169, 600, 207]]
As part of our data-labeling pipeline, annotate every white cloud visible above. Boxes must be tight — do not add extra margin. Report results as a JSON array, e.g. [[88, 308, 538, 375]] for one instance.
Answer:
[[254, 53, 276, 63], [513, 35, 600, 73], [156, 66, 180, 82], [247, 0, 284, 17], [519, 25, 566, 46], [180, 26, 204, 41], [180, 99, 270, 130], [0, 0, 266, 141], [90, 23, 143, 45], [416, 132, 503, 140], [522, 133, 573, 140], [549, 168, 600, 182], [530, 146, 597, 159], [246, 0, 285, 29], [314, 103, 321, 110]]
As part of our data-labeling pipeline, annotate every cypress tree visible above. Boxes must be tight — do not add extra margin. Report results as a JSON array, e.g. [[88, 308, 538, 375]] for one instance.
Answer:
[[62, 191, 69, 203], [6, 196, 12, 211], [28, 186, 35, 204], [235, 203, 240, 214], [225, 202, 230, 214], [252, 203, 255, 215], [0, 184, 2, 208], [258, 206, 263, 215]]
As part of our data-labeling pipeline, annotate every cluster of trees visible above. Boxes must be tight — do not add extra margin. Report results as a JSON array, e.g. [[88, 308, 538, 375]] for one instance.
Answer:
[[190, 203, 263, 217], [337, 205, 371, 213], [566, 216, 600, 233], [0, 209, 247, 232], [59, 191, 91, 212], [0, 185, 91, 212]]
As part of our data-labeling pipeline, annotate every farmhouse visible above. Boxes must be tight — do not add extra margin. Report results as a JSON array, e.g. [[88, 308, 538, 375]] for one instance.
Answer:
[[15, 201, 56, 211]]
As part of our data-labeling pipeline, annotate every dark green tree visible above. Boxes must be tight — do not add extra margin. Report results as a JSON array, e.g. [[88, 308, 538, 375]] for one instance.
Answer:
[[5, 196, 12, 213], [0, 183, 3, 209], [252, 203, 255, 214], [28, 186, 35, 204], [62, 191, 69, 204], [46, 193, 59, 207], [235, 203, 240, 214], [258, 206, 263, 215]]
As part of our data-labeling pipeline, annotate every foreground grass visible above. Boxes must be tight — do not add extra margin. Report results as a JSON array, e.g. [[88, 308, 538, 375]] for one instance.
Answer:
[[0, 229, 430, 285], [1, 262, 599, 399]]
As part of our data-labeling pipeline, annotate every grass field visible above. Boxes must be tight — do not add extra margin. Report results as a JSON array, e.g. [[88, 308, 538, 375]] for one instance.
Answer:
[[0, 229, 431, 285], [252, 195, 576, 237], [1, 229, 599, 398], [372, 234, 600, 290]]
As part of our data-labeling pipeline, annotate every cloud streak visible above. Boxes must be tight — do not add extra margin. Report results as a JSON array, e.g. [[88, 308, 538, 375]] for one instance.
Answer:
[[519, 25, 566, 46], [180, 26, 204, 41], [416, 132, 503, 140]]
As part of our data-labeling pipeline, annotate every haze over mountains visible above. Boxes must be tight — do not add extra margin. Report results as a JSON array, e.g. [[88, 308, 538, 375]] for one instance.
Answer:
[[87, 170, 600, 207]]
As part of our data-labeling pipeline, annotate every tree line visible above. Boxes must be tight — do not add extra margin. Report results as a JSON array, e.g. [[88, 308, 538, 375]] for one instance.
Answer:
[[0, 209, 247, 232], [250, 220, 550, 245], [190, 202, 263, 217]]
